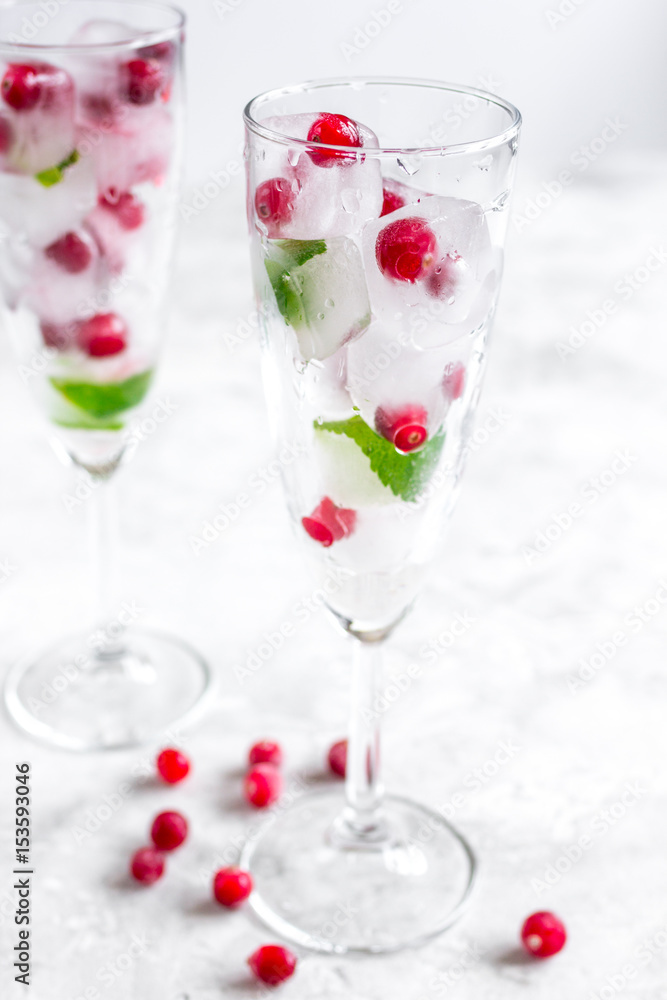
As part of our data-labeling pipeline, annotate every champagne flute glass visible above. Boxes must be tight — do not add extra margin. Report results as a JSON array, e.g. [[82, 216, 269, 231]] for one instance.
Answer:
[[1, 1, 210, 750], [242, 78, 521, 952]]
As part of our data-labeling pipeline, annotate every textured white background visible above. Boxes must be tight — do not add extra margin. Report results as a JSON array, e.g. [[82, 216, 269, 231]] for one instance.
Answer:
[[1, 0, 667, 997]]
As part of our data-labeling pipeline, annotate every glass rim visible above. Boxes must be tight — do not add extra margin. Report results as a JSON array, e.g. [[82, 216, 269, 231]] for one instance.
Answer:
[[0, 0, 185, 51], [243, 76, 522, 157]]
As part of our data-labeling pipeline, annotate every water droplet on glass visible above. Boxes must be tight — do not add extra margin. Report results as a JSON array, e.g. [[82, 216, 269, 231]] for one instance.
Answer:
[[324, 297, 335, 308], [287, 147, 301, 167], [397, 156, 421, 177], [510, 138, 518, 156], [341, 188, 361, 213], [317, 312, 325, 321]]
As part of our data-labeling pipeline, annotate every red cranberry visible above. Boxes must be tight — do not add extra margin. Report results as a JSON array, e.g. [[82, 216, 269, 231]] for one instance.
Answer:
[[213, 867, 253, 907], [138, 41, 174, 62], [0, 116, 13, 154], [248, 740, 283, 768], [150, 810, 188, 851], [45, 232, 93, 274], [130, 846, 165, 885], [376, 217, 437, 283], [521, 912, 567, 958], [375, 405, 428, 453], [77, 313, 127, 358], [82, 93, 119, 125], [442, 361, 465, 401], [121, 58, 164, 106], [307, 112, 362, 167], [254, 178, 293, 236], [327, 739, 347, 778], [100, 190, 145, 230], [244, 764, 283, 808], [40, 321, 77, 350], [302, 496, 356, 547], [381, 184, 406, 217], [247, 945, 297, 986], [156, 748, 190, 784], [426, 252, 463, 299], [1, 64, 42, 111]]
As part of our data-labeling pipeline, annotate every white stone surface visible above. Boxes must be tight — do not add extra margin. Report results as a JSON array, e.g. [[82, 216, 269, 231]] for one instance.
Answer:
[[1, 152, 667, 999]]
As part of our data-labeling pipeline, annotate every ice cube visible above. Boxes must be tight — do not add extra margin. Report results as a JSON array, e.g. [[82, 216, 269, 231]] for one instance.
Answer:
[[1, 61, 77, 175], [253, 113, 382, 240], [263, 236, 371, 361], [346, 320, 452, 436], [302, 344, 355, 421], [362, 196, 495, 348], [85, 103, 173, 193], [380, 177, 431, 217], [69, 19, 136, 45], [313, 422, 396, 508], [0, 153, 97, 246]]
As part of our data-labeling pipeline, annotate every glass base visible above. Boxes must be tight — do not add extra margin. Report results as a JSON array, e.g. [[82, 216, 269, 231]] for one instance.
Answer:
[[240, 789, 477, 954], [4, 628, 212, 751]]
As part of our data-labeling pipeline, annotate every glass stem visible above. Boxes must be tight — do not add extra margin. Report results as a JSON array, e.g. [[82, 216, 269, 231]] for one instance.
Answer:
[[343, 636, 387, 841], [88, 472, 125, 660]]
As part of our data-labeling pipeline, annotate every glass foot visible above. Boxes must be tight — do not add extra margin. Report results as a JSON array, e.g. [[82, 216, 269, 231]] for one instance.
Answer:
[[240, 789, 477, 954], [4, 628, 211, 751]]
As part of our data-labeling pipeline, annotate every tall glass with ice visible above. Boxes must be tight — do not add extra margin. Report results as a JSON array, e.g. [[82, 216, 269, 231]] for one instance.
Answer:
[[1, 3, 210, 750], [243, 79, 521, 952]]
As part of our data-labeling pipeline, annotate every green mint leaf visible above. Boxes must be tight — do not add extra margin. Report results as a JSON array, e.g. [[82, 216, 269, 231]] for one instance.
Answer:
[[264, 258, 305, 328], [274, 239, 327, 268], [50, 370, 153, 420], [316, 415, 446, 503], [35, 148, 80, 188]]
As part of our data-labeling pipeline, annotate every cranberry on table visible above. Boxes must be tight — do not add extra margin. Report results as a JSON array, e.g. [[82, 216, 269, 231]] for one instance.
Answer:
[[150, 810, 188, 851], [1, 64, 42, 111], [375, 405, 428, 454], [376, 216, 437, 283], [247, 944, 297, 986], [121, 58, 164, 106], [327, 739, 347, 778], [521, 911, 567, 958], [248, 740, 283, 768], [45, 232, 93, 274], [77, 312, 127, 358], [130, 846, 165, 885], [307, 112, 362, 167], [213, 867, 253, 907], [244, 764, 283, 808], [156, 747, 190, 784], [302, 496, 356, 548]]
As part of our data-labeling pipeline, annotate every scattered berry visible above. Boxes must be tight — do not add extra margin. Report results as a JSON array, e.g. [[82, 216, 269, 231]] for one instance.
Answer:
[[442, 361, 466, 401], [213, 867, 253, 907], [247, 944, 297, 986], [156, 748, 190, 784], [307, 112, 362, 167], [1, 64, 42, 111], [375, 405, 428, 453], [0, 116, 13, 154], [121, 58, 164, 106], [248, 741, 283, 768], [244, 764, 283, 809], [302, 496, 356, 547], [77, 312, 127, 357], [130, 846, 165, 885], [45, 232, 93, 274], [100, 189, 145, 230], [254, 178, 294, 236], [150, 810, 188, 851], [521, 911, 567, 958], [327, 739, 347, 778], [381, 183, 406, 217], [376, 217, 436, 283]]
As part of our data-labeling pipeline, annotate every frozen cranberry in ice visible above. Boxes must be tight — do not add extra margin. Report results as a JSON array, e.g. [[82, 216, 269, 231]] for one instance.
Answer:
[[100, 189, 145, 230], [121, 58, 164, 106], [442, 362, 466, 402], [376, 217, 436, 283], [0, 115, 13, 154], [45, 232, 93, 274], [254, 178, 293, 236], [375, 405, 428, 454], [1, 64, 42, 111], [381, 184, 406, 217], [78, 313, 128, 358], [307, 112, 362, 167], [302, 496, 356, 547]]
